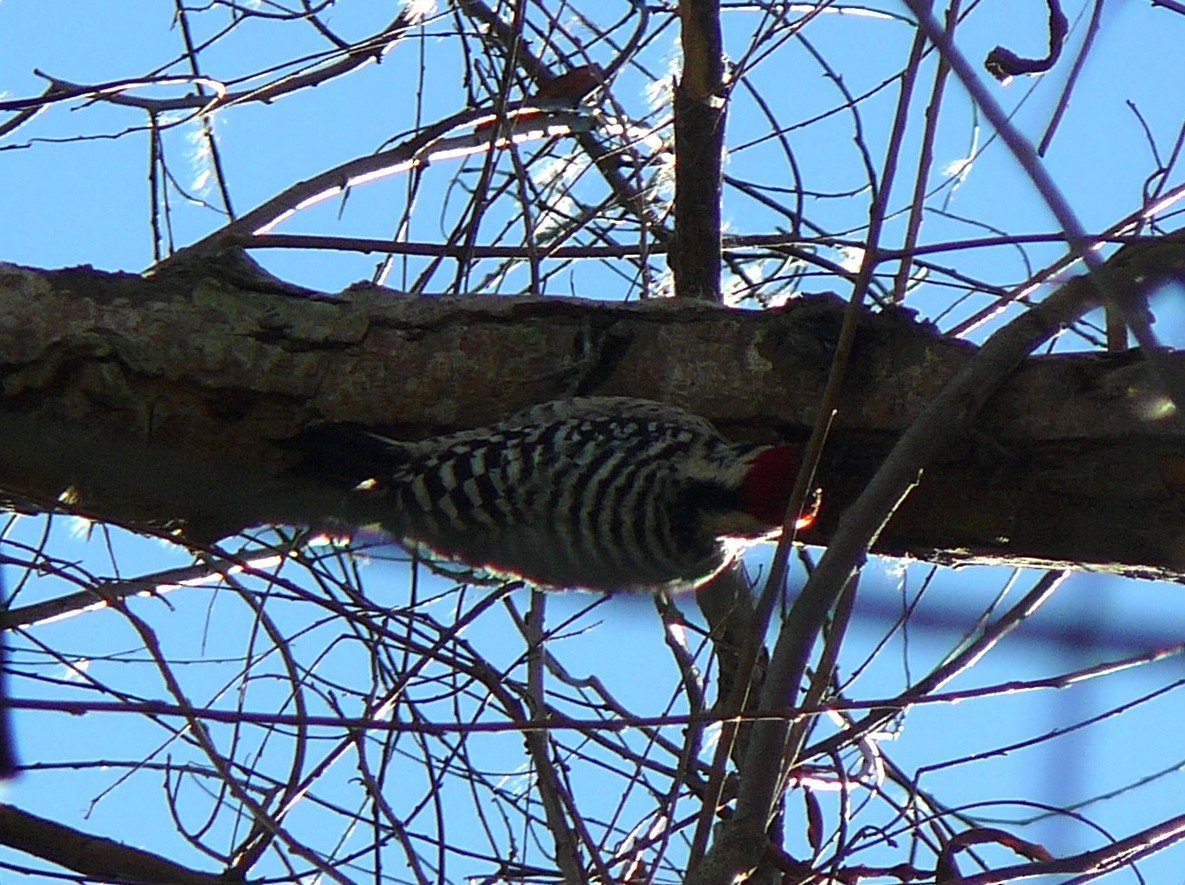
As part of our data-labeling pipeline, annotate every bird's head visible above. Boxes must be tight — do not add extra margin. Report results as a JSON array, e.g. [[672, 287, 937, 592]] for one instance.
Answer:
[[703, 443, 817, 539]]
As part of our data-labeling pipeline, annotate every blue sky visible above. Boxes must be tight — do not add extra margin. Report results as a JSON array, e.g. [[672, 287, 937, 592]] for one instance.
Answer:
[[4, 1, 1185, 882]]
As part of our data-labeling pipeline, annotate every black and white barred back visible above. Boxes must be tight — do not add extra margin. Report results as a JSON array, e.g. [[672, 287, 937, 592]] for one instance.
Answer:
[[311, 398, 805, 593]]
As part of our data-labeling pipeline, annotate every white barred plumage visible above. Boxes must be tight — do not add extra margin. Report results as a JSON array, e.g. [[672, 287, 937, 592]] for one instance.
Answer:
[[309, 397, 810, 593]]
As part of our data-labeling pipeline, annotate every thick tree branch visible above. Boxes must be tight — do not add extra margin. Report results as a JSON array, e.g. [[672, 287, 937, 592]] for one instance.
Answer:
[[0, 261, 1184, 578], [0, 803, 235, 885]]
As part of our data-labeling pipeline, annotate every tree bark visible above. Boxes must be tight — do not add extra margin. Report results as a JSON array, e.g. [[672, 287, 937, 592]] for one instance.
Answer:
[[672, 0, 727, 301], [0, 260, 1183, 578], [0, 803, 228, 885]]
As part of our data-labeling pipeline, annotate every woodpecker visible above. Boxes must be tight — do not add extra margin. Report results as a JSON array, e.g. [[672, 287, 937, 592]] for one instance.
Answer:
[[304, 397, 812, 593]]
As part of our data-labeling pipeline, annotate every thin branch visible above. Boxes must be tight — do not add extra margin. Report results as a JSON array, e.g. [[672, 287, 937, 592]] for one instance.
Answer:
[[690, 268, 1104, 885]]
